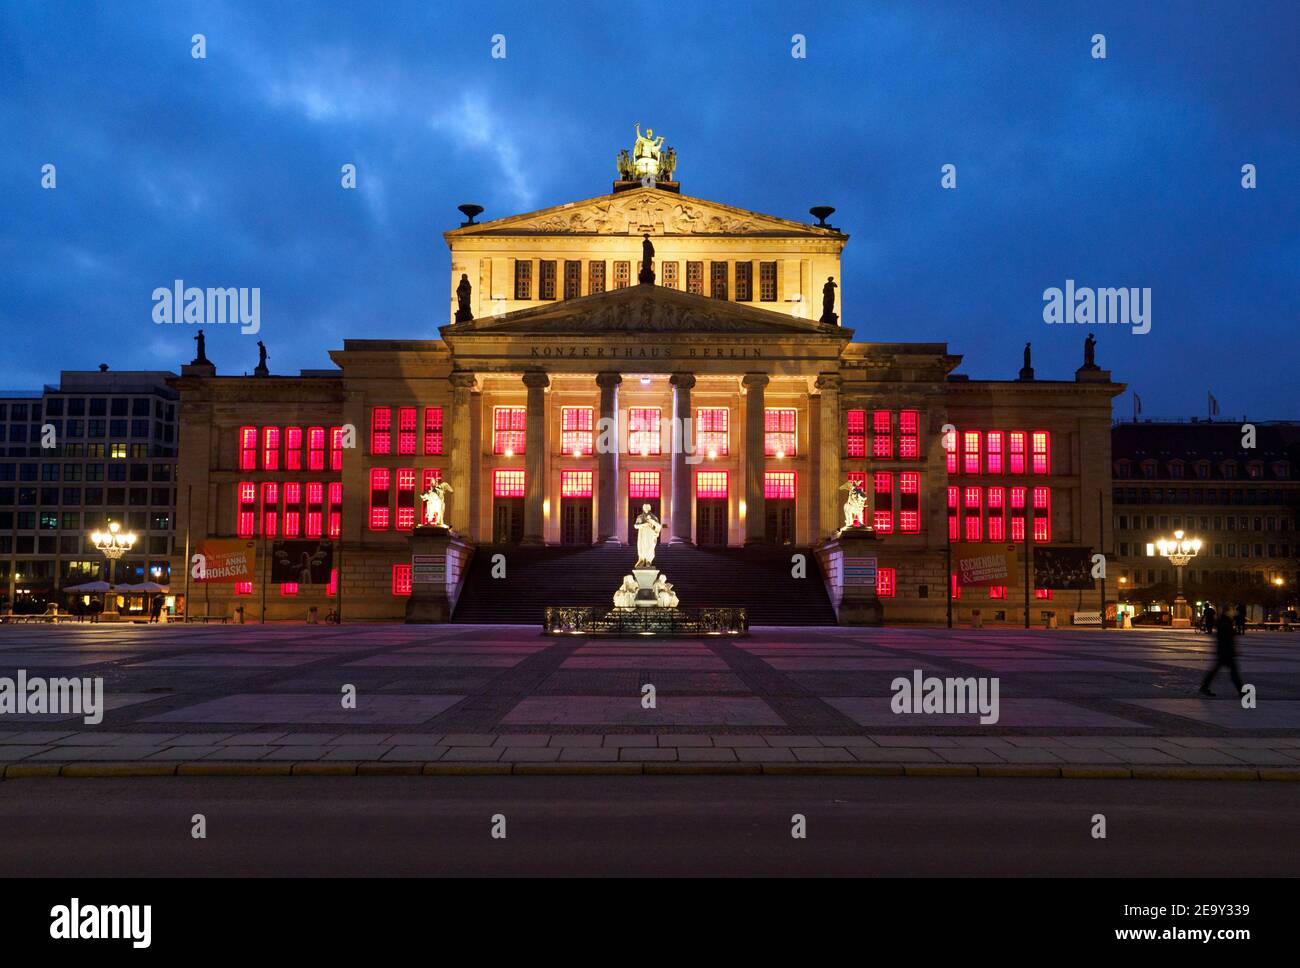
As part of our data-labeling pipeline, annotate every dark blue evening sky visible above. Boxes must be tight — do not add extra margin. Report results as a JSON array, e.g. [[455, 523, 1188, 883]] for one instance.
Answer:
[[2, 0, 1297, 416]]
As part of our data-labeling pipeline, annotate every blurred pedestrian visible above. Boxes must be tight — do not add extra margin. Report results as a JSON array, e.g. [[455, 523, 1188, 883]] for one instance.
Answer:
[[1200, 610, 1245, 697]]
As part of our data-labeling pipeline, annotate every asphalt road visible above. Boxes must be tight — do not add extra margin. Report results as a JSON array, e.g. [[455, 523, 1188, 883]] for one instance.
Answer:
[[2, 775, 1296, 876]]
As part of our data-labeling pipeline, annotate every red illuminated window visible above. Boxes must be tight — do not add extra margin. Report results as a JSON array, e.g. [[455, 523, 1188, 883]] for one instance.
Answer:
[[239, 426, 258, 470], [987, 486, 1005, 541], [326, 567, 337, 597], [262, 426, 280, 470], [236, 581, 253, 596], [392, 564, 412, 597], [764, 409, 796, 457], [872, 410, 893, 459], [764, 471, 796, 500], [280, 582, 298, 597], [327, 482, 342, 538], [306, 482, 324, 538], [696, 408, 729, 457], [947, 486, 960, 541], [951, 574, 962, 600], [369, 468, 390, 530], [963, 431, 980, 475], [420, 468, 443, 502], [629, 470, 660, 498], [371, 407, 392, 455], [696, 471, 728, 499], [329, 426, 343, 471], [846, 410, 866, 458], [1035, 588, 1054, 600], [561, 469, 593, 498], [873, 471, 893, 533], [285, 427, 303, 470], [899, 410, 919, 459], [847, 472, 868, 527], [424, 407, 444, 455], [876, 567, 896, 597], [963, 486, 982, 542], [561, 407, 594, 456], [494, 406, 526, 455], [397, 407, 418, 456], [944, 427, 958, 474], [1009, 432, 1026, 474], [986, 431, 1003, 474], [396, 468, 416, 531], [900, 471, 920, 533], [1033, 486, 1050, 541], [238, 481, 256, 538], [1010, 486, 1026, 541], [283, 482, 302, 537], [989, 585, 1007, 599], [305, 426, 325, 471], [1032, 431, 1050, 474], [493, 469, 525, 498], [629, 408, 660, 456]]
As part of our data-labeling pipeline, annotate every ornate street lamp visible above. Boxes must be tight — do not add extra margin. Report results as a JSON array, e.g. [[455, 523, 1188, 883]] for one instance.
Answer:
[[90, 520, 137, 617], [1146, 529, 1200, 629]]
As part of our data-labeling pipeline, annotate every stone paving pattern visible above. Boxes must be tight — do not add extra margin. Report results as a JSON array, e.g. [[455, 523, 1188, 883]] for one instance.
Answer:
[[1, 624, 1298, 770]]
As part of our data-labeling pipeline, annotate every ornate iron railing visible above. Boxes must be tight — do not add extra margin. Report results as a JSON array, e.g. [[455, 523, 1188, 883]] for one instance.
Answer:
[[543, 606, 747, 636]]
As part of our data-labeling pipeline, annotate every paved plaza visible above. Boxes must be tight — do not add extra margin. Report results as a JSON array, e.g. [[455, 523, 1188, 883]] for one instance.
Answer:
[[1, 623, 1298, 772]]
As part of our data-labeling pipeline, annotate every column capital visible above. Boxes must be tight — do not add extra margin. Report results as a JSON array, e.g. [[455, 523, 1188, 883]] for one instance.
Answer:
[[449, 370, 477, 389], [814, 373, 842, 393], [522, 370, 550, 390], [669, 372, 696, 391], [742, 372, 770, 390], [595, 371, 623, 389]]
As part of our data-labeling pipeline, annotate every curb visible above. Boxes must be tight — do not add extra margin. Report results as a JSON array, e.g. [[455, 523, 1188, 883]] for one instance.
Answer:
[[3, 761, 1299, 781]]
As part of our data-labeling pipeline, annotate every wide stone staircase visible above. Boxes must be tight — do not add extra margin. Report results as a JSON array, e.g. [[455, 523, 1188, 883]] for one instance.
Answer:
[[451, 543, 837, 626]]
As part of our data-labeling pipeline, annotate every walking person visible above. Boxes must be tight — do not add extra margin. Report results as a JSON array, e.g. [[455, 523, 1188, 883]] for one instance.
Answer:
[[1234, 602, 1247, 635], [1200, 608, 1245, 697], [1201, 603, 1216, 634]]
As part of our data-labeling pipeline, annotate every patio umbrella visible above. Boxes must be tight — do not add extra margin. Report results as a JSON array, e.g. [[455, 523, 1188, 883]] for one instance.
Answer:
[[134, 581, 168, 592], [63, 581, 111, 593]]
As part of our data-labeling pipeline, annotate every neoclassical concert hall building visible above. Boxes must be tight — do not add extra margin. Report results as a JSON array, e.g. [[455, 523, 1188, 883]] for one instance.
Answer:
[[172, 136, 1123, 623]]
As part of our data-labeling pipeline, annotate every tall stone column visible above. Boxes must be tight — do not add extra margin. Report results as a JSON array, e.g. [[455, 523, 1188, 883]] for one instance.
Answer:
[[522, 370, 549, 545], [815, 373, 842, 541], [596, 372, 622, 543], [743, 373, 769, 545], [448, 371, 476, 533], [669, 372, 696, 544]]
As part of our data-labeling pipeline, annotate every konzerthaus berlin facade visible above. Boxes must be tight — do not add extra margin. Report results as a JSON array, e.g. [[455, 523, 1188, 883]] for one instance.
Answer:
[[171, 143, 1124, 624]]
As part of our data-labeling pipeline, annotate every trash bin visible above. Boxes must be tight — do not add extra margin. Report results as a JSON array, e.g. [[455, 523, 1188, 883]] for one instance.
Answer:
[[970, 609, 983, 629], [1044, 611, 1057, 629], [235, 605, 245, 625]]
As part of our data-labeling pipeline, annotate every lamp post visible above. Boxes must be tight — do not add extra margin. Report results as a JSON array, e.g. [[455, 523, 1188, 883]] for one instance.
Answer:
[[90, 520, 137, 618], [1146, 529, 1200, 629]]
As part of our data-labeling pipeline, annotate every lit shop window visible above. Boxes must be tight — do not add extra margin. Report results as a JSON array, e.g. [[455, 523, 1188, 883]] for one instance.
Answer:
[[238, 482, 256, 538], [899, 411, 919, 459], [963, 432, 981, 475], [1032, 431, 1051, 474], [561, 407, 594, 456], [236, 581, 253, 596], [987, 486, 1005, 541], [397, 407, 418, 456], [847, 472, 868, 528], [963, 486, 982, 542], [1009, 432, 1026, 474], [872, 411, 892, 459], [947, 486, 960, 541], [876, 567, 896, 598], [873, 471, 893, 533], [262, 427, 280, 470], [1035, 588, 1054, 600], [305, 482, 324, 539], [326, 568, 337, 597], [1010, 486, 1026, 541], [951, 574, 961, 600], [629, 470, 660, 499], [493, 469, 525, 498], [283, 482, 302, 537], [371, 407, 392, 455], [986, 431, 1003, 474], [561, 470, 593, 498], [396, 468, 416, 531], [695, 471, 729, 499], [369, 468, 390, 530], [424, 407, 444, 456], [493, 407, 526, 456], [239, 426, 258, 470], [285, 427, 303, 470], [1033, 486, 1051, 541], [764, 409, 796, 458], [944, 427, 958, 473], [846, 410, 866, 459], [280, 582, 298, 597], [900, 471, 921, 533], [392, 564, 412, 597], [628, 408, 660, 456], [764, 471, 795, 500], [989, 585, 1007, 599], [696, 408, 729, 457], [327, 482, 342, 538]]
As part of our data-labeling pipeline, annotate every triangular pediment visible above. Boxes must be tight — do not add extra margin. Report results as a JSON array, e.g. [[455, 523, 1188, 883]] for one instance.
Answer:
[[444, 187, 846, 238], [441, 284, 851, 338]]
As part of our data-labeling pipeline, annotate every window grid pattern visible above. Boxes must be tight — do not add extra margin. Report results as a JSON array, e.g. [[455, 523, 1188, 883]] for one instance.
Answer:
[[696, 408, 729, 456], [561, 407, 594, 456], [764, 471, 796, 500], [764, 408, 796, 457], [493, 469, 525, 498], [696, 471, 728, 499], [493, 406, 526, 455], [628, 470, 660, 499], [561, 470, 593, 498], [628, 408, 660, 456]]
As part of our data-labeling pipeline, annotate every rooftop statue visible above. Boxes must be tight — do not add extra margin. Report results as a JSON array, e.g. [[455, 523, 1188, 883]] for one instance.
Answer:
[[619, 124, 676, 183]]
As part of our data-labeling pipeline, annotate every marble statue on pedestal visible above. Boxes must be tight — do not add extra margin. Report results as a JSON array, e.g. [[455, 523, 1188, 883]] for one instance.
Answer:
[[613, 575, 638, 609], [652, 574, 678, 608], [838, 480, 869, 532], [633, 503, 662, 568], [419, 478, 454, 527]]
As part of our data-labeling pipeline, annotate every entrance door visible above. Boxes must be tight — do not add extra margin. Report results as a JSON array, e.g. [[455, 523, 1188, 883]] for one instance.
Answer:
[[628, 497, 662, 544], [766, 500, 795, 544], [493, 498, 524, 543], [696, 499, 728, 547], [561, 498, 593, 545]]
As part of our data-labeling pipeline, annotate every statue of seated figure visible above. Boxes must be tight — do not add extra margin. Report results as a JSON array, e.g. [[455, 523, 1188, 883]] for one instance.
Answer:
[[652, 574, 678, 609], [613, 574, 639, 609]]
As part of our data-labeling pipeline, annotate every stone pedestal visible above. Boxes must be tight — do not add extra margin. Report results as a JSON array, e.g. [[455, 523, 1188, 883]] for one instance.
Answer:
[[404, 526, 474, 623], [816, 529, 883, 626], [632, 567, 661, 607]]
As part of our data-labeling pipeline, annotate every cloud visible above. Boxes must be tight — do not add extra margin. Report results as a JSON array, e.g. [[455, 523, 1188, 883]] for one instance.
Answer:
[[429, 92, 536, 211]]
